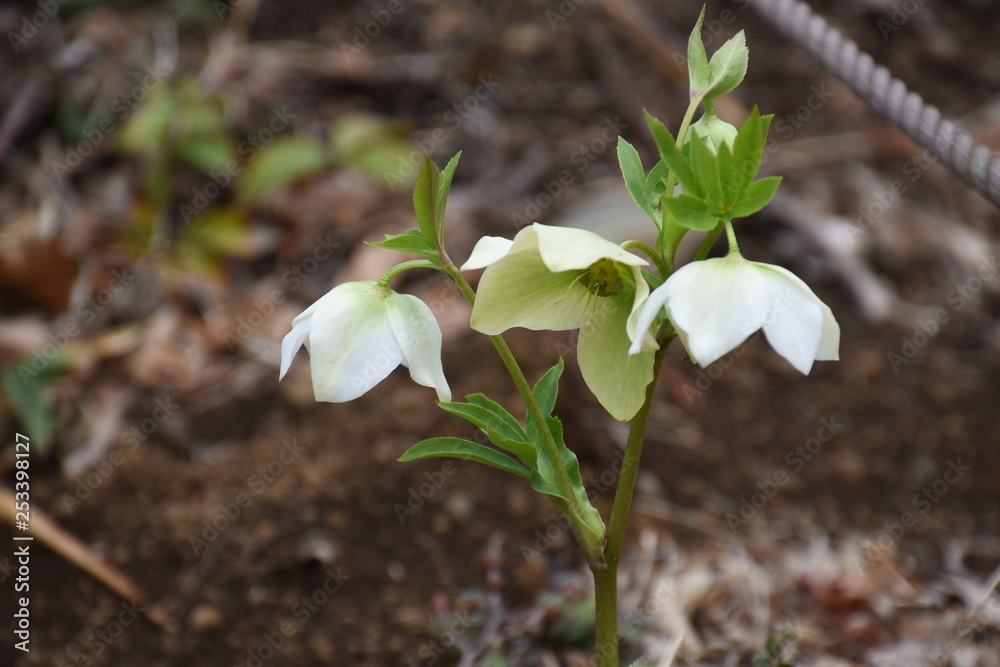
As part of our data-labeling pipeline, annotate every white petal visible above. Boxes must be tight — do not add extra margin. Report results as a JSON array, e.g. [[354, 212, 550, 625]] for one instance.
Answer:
[[628, 280, 669, 356], [760, 299, 823, 374], [625, 265, 659, 352], [460, 236, 514, 271], [664, 258, 774, 367], [279, 317, 311, 380], [752, 262, 839, 371], [386, 293, 452, 402], [532, 223, 646, 272], [815, 301, 841, 361], [306, 282, 403, 402]]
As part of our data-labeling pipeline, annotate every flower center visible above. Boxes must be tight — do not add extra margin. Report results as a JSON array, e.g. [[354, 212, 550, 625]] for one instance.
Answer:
[[575, 259, 623, 297]]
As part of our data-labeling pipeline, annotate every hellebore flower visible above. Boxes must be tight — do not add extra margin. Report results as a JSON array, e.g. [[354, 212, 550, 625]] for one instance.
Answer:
[[280, 281, 451, 403], [462, 223, 657, 421], [629, 254, 839, 374]]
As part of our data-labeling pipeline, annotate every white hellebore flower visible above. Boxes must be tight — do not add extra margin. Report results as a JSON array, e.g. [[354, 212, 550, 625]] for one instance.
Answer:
[[629, 254, 839, 374], [279, 281, 451, 403], [462, 223, 657, 421]]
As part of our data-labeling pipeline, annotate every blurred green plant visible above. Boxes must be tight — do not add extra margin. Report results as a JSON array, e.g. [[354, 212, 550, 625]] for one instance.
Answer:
[[2, 357, 64, 455], [751, 627, 799, 667]]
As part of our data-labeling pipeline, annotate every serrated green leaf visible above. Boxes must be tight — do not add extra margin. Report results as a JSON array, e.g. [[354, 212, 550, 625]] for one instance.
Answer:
[[732, 107, 765, 192], [412, 157, 440, 242], [662, 193, 720, 230], [716, 140, 739, 209], [368, 230, 437, 256], [645, 111, 702, 198], [688, 129, 723, 210], [618, 138, 658, 223], [728, 176, 782, 218], [399, 437, 530, 478], [705, 30, 748, 101], [434, 152, 461, 247], [687, 6, 711, 99], [645, 159, 671, 203]]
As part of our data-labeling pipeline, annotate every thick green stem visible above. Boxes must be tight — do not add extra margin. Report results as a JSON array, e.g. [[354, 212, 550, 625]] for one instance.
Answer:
[[592, 341, 670, 667]]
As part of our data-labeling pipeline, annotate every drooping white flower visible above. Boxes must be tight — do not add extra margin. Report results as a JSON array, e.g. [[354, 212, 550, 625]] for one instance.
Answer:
[[629, 254, 839, 374], [280, 281, 451, 402], [463, 223, 657, 421]]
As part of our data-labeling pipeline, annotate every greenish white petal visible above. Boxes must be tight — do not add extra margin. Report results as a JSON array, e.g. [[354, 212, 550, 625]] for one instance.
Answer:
[[461, 236, 514, 271]]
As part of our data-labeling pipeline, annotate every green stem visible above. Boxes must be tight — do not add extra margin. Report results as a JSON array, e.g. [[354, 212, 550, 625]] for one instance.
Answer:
[[592, 338, 670, 667], [620, 240, 668, 278], [441, 254, 606, 566], [379, 259, 439, 286], [658, 97, 704, 273], [722, 218, 741, 256], [692, 223, 724, 262]]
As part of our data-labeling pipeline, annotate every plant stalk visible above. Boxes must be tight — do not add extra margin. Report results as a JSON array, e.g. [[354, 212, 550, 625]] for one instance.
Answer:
[[592, 341, 670, 667]]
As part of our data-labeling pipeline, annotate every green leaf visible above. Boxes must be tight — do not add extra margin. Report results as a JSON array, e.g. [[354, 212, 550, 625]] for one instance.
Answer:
[[687, 128, 723, 210], [645, 111, 701, 198], [645, 159, 671, 203], [716, 140, 739, 209], [399, 437, 531, 478], [687, 6, 711, 99], [466, 394, 527, 441], [368, 230, 437, 256], [438, 396, 535, 466], [728, 176, 782, 218], [732, 107, 765, 192], [528, 416, 605, 542], [412, 157, 440, 243], [532, 358, 564, 419], [662, 193, 720, 230], [433, 152, 462, 247], [705, 30, 749, 101], [617, 138, 658, 224], [235, 136, 327, 201], [3, 360, 62, 452]]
